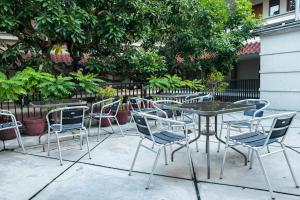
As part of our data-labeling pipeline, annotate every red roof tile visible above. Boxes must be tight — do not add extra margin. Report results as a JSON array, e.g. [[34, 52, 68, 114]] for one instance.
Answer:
[[238, 41, 260, 56]]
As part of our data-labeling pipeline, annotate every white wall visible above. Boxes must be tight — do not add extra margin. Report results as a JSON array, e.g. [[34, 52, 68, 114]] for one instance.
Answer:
[[260, 29, 300, 110]]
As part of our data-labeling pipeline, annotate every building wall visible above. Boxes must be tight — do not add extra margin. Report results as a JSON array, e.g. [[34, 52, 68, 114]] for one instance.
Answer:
[[260, 28, 300, 110], [236, 58, 260, 80]]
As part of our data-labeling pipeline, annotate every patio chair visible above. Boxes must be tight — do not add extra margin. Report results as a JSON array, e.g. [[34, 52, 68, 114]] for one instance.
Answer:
[[129, 111, 193, 189], [217, 99, 270, 152], [153, 100, 199, 152], [219, 112, 299, 200], [88, 98, 124, 141], [46, 106, 91, 165], [0, 110, 25, 152], [183, 92, 213, 103], [129, 97, 156, 122]]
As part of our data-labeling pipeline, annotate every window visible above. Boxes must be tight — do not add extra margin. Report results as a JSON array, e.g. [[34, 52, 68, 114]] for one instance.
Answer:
[[269, 0, 280, 16], [287, 0, 295, 11], [252, 3, 263, 18]]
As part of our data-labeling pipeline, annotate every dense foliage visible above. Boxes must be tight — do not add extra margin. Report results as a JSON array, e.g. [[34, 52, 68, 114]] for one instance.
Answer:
[[0, 0, 258, 80]]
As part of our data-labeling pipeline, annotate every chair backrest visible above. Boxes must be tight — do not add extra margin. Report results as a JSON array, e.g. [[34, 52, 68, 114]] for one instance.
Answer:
[[153, 100, 181, 118], [62, 108, 86, 125], [235, 99, 269, 118], [268, 113, 296, 140], [184, 93, 213, 103], [129, 97, 140, 111], [132, 113, 151, 136], [0, 110, 18, 131], [46, 106, 89, 130]]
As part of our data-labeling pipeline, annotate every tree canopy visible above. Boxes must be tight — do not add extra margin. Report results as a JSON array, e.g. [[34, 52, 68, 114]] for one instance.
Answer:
[[0, 0, 258, 80]]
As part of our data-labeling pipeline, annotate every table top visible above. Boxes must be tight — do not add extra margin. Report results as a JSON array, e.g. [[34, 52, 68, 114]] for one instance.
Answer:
[[162, 101, 255, 116], [30, 99, 87, 108]]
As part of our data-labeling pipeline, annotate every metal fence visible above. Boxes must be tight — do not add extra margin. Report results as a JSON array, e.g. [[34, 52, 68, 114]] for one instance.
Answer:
[[0, 79, 259, 121]]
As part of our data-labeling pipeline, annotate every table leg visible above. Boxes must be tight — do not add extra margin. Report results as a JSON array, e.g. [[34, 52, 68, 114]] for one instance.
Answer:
[[171, 114, 201, 162], [206, 116, 210, 179]]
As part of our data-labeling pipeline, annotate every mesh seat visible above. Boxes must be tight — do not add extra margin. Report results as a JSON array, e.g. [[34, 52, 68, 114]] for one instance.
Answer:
[[146, 131, 185, 144], [90, 112, 114, 118], [50, 123, 83, 132]]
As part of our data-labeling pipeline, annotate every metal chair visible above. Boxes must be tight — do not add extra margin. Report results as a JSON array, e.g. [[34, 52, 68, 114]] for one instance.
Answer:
[[0, 110, 25, 152], [184, 92, 213, 103], [153, 100, 199, 152], [129, 97, 156, 122], [46, 106, 91, 165], [129, 111, 193, 189], [89, 98, 124, 141], [220, 112, 299, 200], [217, 99, 270, 152]]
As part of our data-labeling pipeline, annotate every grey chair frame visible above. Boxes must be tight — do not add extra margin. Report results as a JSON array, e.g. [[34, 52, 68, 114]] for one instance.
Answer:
[[0, 109, 25, 152], [129, 97, 156, 123], [88, 98, 124, 141], [220, 112, 299, 199], [46, 106, 91, 165], [129, 111, 194, 189], [217, 99, 270, 152], [153, 99, 199, 152], [183, 93, 213, 103]]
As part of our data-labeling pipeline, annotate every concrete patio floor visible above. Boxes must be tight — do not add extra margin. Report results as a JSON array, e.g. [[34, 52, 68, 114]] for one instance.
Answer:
[[0, 110, 300, 200]]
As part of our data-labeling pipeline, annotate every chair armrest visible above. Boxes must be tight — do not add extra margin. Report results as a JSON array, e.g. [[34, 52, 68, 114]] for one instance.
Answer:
[[139, 112, 185, 126]]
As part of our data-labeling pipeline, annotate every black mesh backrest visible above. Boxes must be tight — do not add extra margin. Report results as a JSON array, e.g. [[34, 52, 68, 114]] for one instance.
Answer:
[[110, 100, 120, 112], [133, 114, 150, 136], [62, 108, 84, 125], [269, 116, 294, 139], [130, 98, 139, 111]]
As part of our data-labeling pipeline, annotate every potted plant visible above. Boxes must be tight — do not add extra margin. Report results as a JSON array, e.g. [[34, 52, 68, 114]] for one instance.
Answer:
[[116, 96, 130, 125], [97, 86, 117, 127], [0, 72, 26, 140], [13, 68, 53, 136], [205, 70, 229, 100]]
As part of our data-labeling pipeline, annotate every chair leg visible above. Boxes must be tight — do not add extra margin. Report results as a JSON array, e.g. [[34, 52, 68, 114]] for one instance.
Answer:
[[84, 128, 91, 159], [219, 143, 229, 179], [55, 133, 63, 166], [255, 150, 275, 200], [217, 121, 224, 153], [79, 133, 83, 150], [47, 132, 51, 156], [14, 127, 25, 153], [249, 149, 254, 169], [193, 124, 199, 152], [146, 148, 161, 189], [114, 117, 124, 136], [108, 118, 115, 133], [185, 141, 194, 179], [281, 144, 299, 188], [97, 118, 102, 142], [163, 146, 168, 165], [129, 139, 143, 176], [88, 116, 93, 136]]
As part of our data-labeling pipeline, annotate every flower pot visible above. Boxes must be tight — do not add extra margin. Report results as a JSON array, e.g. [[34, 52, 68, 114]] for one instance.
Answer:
[[0, 129, 16, 140], [23, 118, 45, 136], [116, 110, 129, 125], [100, 118, 111, 127]]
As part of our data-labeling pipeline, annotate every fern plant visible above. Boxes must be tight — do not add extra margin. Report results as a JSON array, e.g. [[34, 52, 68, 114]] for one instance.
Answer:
[[147, 75, 182, 91], [13, 67, 53, 95], [71, 72, 105, 93], [38, 75, 75, 100], [0, 72, 26, 102]]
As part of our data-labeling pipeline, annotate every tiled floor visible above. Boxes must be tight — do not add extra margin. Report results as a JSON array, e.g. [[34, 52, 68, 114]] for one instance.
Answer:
[[1, 110, 300, 200]]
